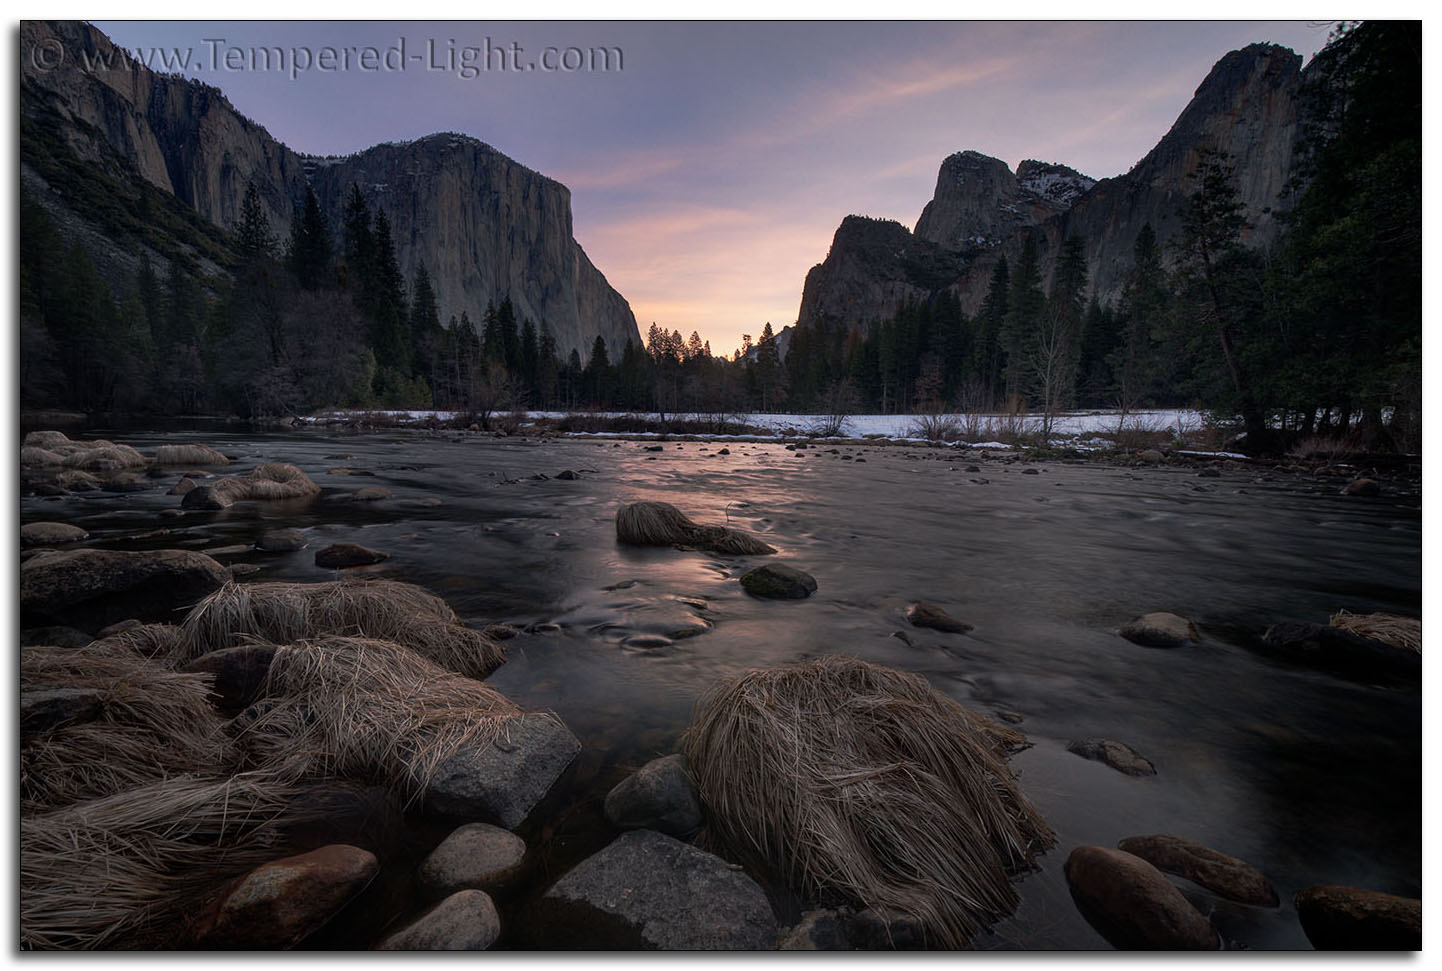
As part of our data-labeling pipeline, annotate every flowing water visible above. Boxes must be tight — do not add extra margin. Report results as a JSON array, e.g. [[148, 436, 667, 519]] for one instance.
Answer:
[[22, 426, 1422, 949]]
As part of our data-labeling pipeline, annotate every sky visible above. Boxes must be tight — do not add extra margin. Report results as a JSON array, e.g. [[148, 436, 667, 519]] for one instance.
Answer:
[[94, 20, 1333, 356]]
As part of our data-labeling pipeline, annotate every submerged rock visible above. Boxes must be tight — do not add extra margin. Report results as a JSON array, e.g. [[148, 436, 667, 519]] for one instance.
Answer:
[[1341, 478, 1381, 497], [1116, 834, 1278, 906], [538, 829, 777, 949], [20, 522, 89, 547], [418, 823, 527, 898], [376, 890, 501, 950], [1294, 884, 1421, 950], [779, 909, 853, 950], [740, 563, 817, 600], [182, 485, 233, 510], [425, 714, 581, 828], [1065, 846, 1218, 950], [193, 844, 379, 949], [256, 528, 308, 552], [20, 687, 105, 741], [1261, 621, 1420, 679], [905, 601, 973, 634], [603, 753, 703, 838], [20, 548, 229, 632], [1119, 612, 1199, 648], [315, 543, 389, 569], [1066, 738, 1157, 776]]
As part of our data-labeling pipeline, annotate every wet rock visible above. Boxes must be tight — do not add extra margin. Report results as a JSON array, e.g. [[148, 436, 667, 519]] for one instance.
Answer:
[[779, 909, 853, 950], [315, 543, 389, 569], [965, 465, 981, 472], [1066, 738, 1156, 776], [184, 644, 281, 714], [29, 483, 67, 497], [538, 829, 777, 949], [1197, 468, 1221, 478], [603, 753, 703, 838], [425, 714, 581, 828], [20, 687, 106, 741], [994, 708, 1024, 725], [168, 477, 198, 496], [1065, 846, 1218, 950], [622, 633, 673, 649], [100, 474, 151, 493], [482, 623, 521, 641], [418, 823, 527, 898], [556, 470, 580, 480], [376, 889, 501, 950], [256, 528, 308, 552], [644, 445, 664, 452], [352, 487, 392, 501], [1022, 467, 1040, 475], [20, 548, 230, 633], [740, 563, 817, 600], [1294, 884, 1420, 950], [95, 618, 144, 638], [905, 601, 973, 634], [20, 625, 93, 648], [1342, 478, 1380, 497], [21, 522, 89, 547], [1117, 834, 1278, 906], [182, 485, 233, 510], [1118, 612, 1200, 648], [193, 844, 379, 948], [1138, 449, 1165, 464], [229, 563, 261, 577], [1261, 621, 1420, 680], [718, 448, 730, 455]]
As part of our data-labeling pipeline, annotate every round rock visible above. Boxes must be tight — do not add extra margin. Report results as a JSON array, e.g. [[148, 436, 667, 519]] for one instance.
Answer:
[[1066, 738, 1157, 776], [1295, 884, 1420, 950], [905, 601, 973, 634], [603, 753, 703, 838], [740, 563, 817, 600], [1119, 612, 1200, 648], [256, 528, 308, 552], [315, 543, 389, 569], [1064, 845, 1218, 950], [376, 889, 500, 950], [20, 522, 89, 548], [1117, 834, 1278, 907], [418, 823, 527, 898]]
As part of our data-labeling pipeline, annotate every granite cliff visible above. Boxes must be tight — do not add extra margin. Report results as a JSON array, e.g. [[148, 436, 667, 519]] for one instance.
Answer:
[[798, 43, 1306, 335], [19, 20, 641, 357]]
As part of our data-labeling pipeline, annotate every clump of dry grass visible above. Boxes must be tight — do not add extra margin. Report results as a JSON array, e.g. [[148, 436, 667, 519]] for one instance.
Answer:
[[25, 430, 74, 450], [20, 772, 318, 949], [21, 445, 64, 466], [53, 469, 102, 491], [88, 623, 188, 666], [231, 636, 521, 803], [57, 440, 149, 472], [153, 443, 230, 466], [617, 500, 776, 556], [681, 655, 1054, 948], [210, 462, 320, 501], [20, 644, 231, 810], [180, 579, 506, 679], [1330, 610, 1421, 654]]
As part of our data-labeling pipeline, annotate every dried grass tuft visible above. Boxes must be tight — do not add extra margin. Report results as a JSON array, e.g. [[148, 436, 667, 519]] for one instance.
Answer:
[[88, 623, 188, 666], [59, 441, 149, 472], [20, 644, 231, 810], [681, 654, 1054, 948], [231, 636, 521, 803], [617, 500, 776, 556], [154, 443, 230, 466], [209, 462, 320, 502], [20, 773, 319, 949], [21, 445, 64, 466], [54, 469, 102, 491], [180, 579, 506, 679], [1329, 610, 1421, 654], [25, 430, 74, 450]]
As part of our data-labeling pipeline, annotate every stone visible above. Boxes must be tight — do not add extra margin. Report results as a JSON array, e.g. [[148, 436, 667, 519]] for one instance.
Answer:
[[352, 487, 392, 501], [315, 543, 389, 569], [846, 907, 931, 950], [182, 485, 233, 510], [168, 477, 198, 496], [1138, 449, 1165, 464], [1294, 884, 1420, 950], [1342, 478, 1381, 497], [230, 563, 261, 578], [20, 687, 105, 741], [1066, 738, 1157, 776], [740, 563, 817, 600], [603, 753, 703, 838], [1261, 622, 1420, 680], [1117, 835, 1278, 906], [95, 618, 144, 638], [376, 890, 501, 950], [481, 623, 521, 641], [194, 844, 379, 949], [256, 529, 308, 552], [1022, 467, 1040, 475], [556, 470, 580, 480], [184, 644, 281, 714], [905, 601, 973, 634], [276, 785, 407, 863], [779, 909, 853, 950], [622, 634, 673, 649], [1119, 612, 1200, 648], [1065, 846, 1218, 950], [425, 714, 581, 828], [20, 522, 89, 547], [20, 548, 230, 632], [538, 829, 777, 949], [417, 823, 527, 898]]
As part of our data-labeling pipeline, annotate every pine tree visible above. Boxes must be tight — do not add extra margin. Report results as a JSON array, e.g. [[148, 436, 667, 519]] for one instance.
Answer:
[[1001, 236, 1044, 402], [286, 187, 332, 290], [237, 182, 274, 262]]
